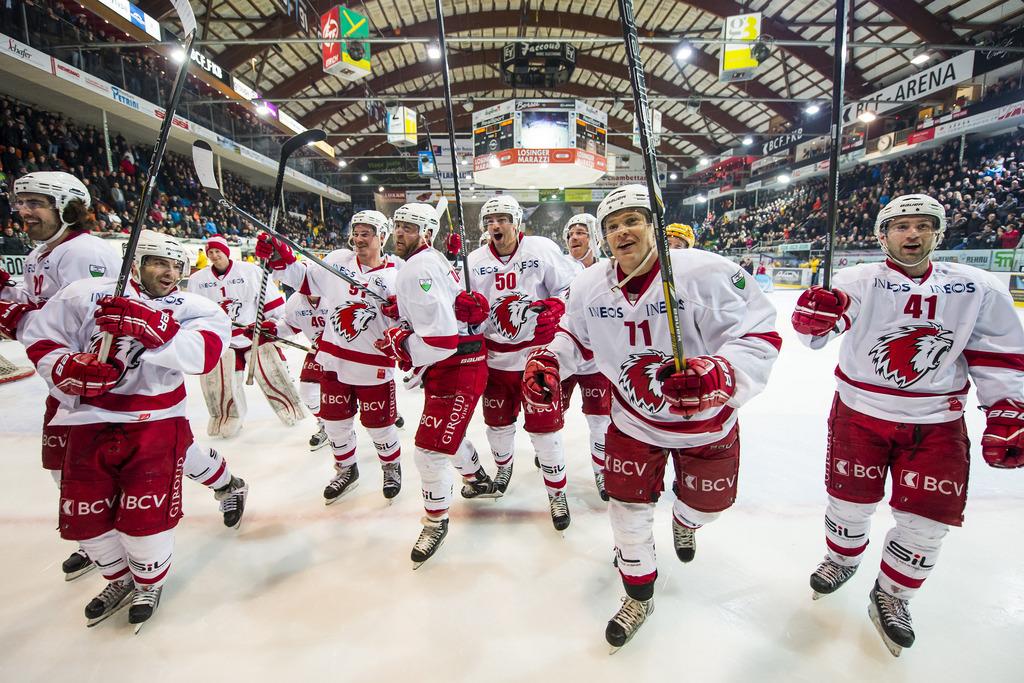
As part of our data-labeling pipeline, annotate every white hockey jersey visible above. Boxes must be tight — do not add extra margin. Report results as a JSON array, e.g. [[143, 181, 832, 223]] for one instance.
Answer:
[[548, 249, 781, 448], [466, 235, 578, 371], [1, 231, 120, 305], [396, 245, 476, 368], [283, 293, 329, 344], [797, 260, 1024, 423], [21, 277, 230, 425], [275, 249, 400, 385], [186, 259, 285, 350], [564, 256, 601, 376]]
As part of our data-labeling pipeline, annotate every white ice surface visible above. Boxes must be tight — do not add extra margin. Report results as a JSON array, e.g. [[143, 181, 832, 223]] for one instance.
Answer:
[[0, 289, 1021, 682]]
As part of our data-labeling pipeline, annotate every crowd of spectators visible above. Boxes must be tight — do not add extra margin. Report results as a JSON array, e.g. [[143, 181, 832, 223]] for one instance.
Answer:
[[0, 95, 349, 255], [697, 131, 1024, 254]]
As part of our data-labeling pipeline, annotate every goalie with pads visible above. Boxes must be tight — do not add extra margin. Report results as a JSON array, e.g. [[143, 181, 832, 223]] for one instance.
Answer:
[[187, 235, 305, 437]]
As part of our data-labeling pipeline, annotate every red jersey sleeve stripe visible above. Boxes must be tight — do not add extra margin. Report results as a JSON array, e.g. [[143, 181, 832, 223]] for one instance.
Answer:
[[964, 349, 1024, 371], [26, 339, 64, 366], [264, 297, 285, 312], [199, 329, 224, 374], [422, 335, 459, 349], [743, 331, 783, 351]]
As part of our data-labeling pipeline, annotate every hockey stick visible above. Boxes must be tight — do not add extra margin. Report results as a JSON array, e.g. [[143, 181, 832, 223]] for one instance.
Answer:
[[191, 141, 388, 304], [616, 0, 686, 372], [99, 0, 197, 363], [247, 128, 327, 385], [432, 0, 471, 293], [821, 0, 850, 290], [231, 322, 311, 353]]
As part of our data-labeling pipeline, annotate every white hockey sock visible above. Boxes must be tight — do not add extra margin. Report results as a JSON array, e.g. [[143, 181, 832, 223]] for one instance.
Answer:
[[529, 430, 566, 493], [585, 414, 610, 473], [671, 498, 720, 529], [50, 469, 61, 486], [366, 425, 401, 464], [324, 417, 357, 467], [298, 380, 321, 414], [183, 442, 232, 490], [486, 424, 516, 467], [823, 496, 876, 567], [609, 499, 657, 584], [877, 510, 948, 599], [79, 529, 129, 582], [414, 447, 452, 518], [452, 439, 483, 477], [120, 529, 174, 589]]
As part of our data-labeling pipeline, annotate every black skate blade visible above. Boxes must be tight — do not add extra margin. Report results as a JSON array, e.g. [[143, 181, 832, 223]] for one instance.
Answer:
[[85, 594, 131, 628], [868, 602, 903, 657], [65, 562, 96, 582], [812, 591, 825, 601], [323, 481, 359, 506]]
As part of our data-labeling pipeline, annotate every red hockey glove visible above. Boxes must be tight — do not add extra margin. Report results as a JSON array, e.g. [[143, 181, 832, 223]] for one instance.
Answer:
[[454, 291, 489, 325], [255, 233, 296, 270], [381, 295, 401, 320], [243, 319, 279, 341], [523, 348, 561, 408], [659, 355, 736, 418], [95, 296, 180, 350], [374, 326, 413, 370], [982, 399, 1024, 468], [445, 232, 463, 259], [52, 352, 120, 397], [0, 300, 40, 339], [532, 297, 566, 343], [792, 286, 850, 337], [0, 268, 12, 291]]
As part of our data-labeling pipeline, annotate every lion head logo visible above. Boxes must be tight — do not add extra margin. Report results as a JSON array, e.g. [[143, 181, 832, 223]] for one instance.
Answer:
[[868, 323, 954, 388], [332, 302, 377, 341], [220, 297, 242, 321], [87, 331, 145, 385], [618, 350, 673, 413], [489, 293, 533, 340]]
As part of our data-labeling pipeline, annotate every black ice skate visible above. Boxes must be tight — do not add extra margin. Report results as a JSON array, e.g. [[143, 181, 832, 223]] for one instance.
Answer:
[[395, 415, 405, 429], [308, 423, 329, 451], [594, 472, 609, 501], [672, 519, 697, 563], [382, 462, 402, 501], [323, 463, 359, 505], [605, 596, 654, 653], [129, 585, 163, 634], [214, 476, 248, 529], [84, 578, 133, 627], [534, 456, 540, 469], [411, 517, 449, 569], [869, 581, 915, 657], [493, 463, 514, 494], [63, 548, 95, 582], [460, 468, 501, 499], [548, 491, 570, 532], [810, 557, 858, 599]]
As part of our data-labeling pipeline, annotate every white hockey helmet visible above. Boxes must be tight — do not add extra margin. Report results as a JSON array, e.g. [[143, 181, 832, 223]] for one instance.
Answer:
[[596, 184, 651, 234], [134, 229, 191, 278], [350, 209, 392, 247], [874, 193, 946, 266], [13, 171, 91, 246], [479, 195, 523, 231], [392, 202, 440, 244], [562, 212, 601, 259]]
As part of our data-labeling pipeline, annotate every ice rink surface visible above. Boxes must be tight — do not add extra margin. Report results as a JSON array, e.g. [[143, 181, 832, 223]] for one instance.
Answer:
[[0, 289, 1021, 682]]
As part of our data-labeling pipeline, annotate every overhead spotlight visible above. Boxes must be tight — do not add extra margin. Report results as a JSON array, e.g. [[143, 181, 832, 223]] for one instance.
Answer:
[[427, 42, 442, 60], [805, 103, 821, 115], [910, 51, 931, 65], [378, 185, 384, 192], [858, 110, 877, 123], [778, 174, 791, 184], [360, 174, 369, 182], [462, 97, 475, 112], [338, 159, 347, 168], [686, 96, 701, 113], [696, 194, 707, 203], [669, 172, 678, 181], [742, 136, 754, 146], [170, 48, 186, 64], [460, 158, 468, 166], [675, 41, 693, 63], [699, 157, 710, 167], [751, 37, 773, 63], [256, 103, 270, 117]]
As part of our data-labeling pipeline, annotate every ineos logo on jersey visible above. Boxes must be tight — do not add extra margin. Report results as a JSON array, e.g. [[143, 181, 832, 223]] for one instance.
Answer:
[[928, 282, 975, 294], [514, 259, 541, 273], [873, 279, 912, 292]]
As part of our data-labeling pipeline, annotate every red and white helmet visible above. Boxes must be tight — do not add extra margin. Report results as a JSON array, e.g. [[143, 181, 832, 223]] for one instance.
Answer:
[[479, 195, 523, 230], [562, 213, 602, 260], [393, 203, 440, 244], [134, 229, 191, 278], [874, 193, 946, 266], [596, 184, 650, 235], [350, 209, 392, 247], [14, 171, 91, 246]]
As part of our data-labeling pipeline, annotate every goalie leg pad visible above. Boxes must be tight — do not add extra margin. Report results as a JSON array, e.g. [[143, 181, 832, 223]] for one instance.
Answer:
[[253, 344, 307, 427], [200, 347, 243, 437]]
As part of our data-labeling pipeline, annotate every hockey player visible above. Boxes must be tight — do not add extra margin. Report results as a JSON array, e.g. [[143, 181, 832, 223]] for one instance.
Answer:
[[792, 193, 1024, 657], [187, 235, 304, 437], [665, 223, 695, 250], [524, 184, 780, 650], [466, 196, 577, 530], [256, 210, 404, 503], [20, 230, 232, 631], [559, 213, 612, 500], [282, 291, 330, 450], [373, 202, 497, 566]]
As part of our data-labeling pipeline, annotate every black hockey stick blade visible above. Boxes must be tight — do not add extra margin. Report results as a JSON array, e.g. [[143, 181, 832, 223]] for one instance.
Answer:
[[191, 140, 223, 200]]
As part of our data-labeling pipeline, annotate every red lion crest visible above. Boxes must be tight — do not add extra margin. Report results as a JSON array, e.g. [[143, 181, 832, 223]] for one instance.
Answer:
[[868, 323, 954, 388], [332, 302, 377, 341], [489, 293, 533, 340], [618, 350, 672, 413], [88, 332, 145, 385]]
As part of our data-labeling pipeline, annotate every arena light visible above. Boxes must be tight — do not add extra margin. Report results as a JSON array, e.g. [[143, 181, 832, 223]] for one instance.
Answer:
[[378, 186, 384, 192], [427, 42, 442, 60], [462, 97, 475, 112], [910, 51, 931, 65], [669, 172, 678, 181], [858, 110, 877, 123], [696, 194, 707, 203], [360, 174, 369, 182], [742, 136, 753, 146], [256, 103, 270, 117], [675, 41, 693, 63], [170, 48, 186, 64], [778, 174, 791, 184], [698, 157, 710, 167], [805, 103, 821, 115], [337, 159, 347, 168]]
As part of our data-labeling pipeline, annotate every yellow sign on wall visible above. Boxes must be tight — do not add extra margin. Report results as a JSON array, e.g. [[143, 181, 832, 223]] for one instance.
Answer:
[[719, 13, 761, 83]]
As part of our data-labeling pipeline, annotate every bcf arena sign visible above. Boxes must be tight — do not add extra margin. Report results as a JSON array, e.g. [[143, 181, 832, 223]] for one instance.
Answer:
[[321, 6, 371, 82]]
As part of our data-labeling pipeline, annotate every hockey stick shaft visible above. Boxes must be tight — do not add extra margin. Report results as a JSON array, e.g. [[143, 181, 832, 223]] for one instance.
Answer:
[[616, 0, 686, 371], [99, 28, 196, 363], [821, 0, 849, 291], [231, 323, 311, 352], [433, 0, 471, 293]]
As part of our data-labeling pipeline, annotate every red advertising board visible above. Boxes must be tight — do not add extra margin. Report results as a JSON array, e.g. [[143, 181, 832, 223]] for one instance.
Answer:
[[321, 7, 341, 71]]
